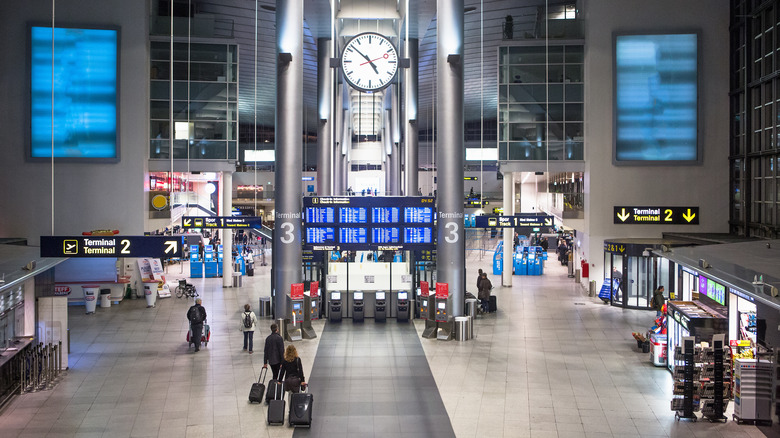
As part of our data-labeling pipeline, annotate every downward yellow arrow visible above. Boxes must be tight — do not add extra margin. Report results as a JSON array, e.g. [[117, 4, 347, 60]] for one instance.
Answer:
[[617, 208, 630, 222], [682, 209, 696, 222]]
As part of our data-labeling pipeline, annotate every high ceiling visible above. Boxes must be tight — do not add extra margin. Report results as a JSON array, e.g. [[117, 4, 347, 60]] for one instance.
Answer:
[[186, 0, 569, 134]]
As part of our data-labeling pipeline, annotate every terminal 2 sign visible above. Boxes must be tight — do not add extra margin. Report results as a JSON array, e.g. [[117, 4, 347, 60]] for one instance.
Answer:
[[613, 206, 699, 225], [40, 236, 182, 258]]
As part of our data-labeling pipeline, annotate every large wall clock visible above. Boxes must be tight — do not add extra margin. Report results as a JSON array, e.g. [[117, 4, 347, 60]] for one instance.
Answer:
[[341, 32, 398, 92]]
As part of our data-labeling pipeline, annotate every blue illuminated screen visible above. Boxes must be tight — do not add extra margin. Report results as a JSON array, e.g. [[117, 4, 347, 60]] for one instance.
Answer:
[[614, 33, 698, 162], [306, 227, 335, 244], [339, 227, 368, 244], [30, 26, 119, 160]]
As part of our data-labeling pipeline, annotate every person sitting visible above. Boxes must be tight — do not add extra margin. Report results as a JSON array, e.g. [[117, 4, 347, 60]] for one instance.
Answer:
[[279, 344, 306, 393], [478, 272, 492, 313]]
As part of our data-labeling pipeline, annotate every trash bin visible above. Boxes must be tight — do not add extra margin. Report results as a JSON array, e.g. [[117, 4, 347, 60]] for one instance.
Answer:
[[259, 296, 271, 318], [589, 280, 596, 297], [454, 316, 473, 341], [276, 318, 287, 340], [142, 282, 159, 308], [82, 285, 99, 314], [465, 298, 477, 319], [650, 333, 667, 366], [232, 272, 242, 288], [99, 289, 111, 308]]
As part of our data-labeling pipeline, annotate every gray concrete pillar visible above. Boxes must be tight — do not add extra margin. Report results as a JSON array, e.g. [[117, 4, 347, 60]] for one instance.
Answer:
[[436, 0, 465, 317], [403, 39, 419, 196], [502, 172, 514, 287], [273, 0, 303, 319], [333, 84, 344, 195], [317, 38, 333, 196], [390, 85, 401, 195], [222, 171, 234, 288]]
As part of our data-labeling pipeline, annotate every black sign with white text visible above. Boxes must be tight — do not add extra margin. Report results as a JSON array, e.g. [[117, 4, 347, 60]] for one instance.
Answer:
[[40, 236, 182, 258]]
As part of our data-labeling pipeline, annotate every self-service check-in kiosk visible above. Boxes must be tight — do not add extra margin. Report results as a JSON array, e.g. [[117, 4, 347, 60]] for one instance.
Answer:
[[397, 291, 410, 322], [287, 283, 304, 341], [421, 281, 438, 339], [189, 244, 203, 278], [375, 291, 387, 323], [435, 283, 452, 341], [352, 291, 365, 323], [301, 281, 318, 339], [329, 291, 343, 322]]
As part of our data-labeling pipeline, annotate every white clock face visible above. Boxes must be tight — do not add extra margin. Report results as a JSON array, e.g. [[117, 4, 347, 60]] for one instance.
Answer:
[[341, 32, 398, 92]]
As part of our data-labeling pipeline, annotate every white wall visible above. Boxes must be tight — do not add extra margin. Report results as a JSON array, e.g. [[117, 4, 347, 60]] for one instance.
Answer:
[[582, 0, 730, 283], [0, 1, 149, 244]]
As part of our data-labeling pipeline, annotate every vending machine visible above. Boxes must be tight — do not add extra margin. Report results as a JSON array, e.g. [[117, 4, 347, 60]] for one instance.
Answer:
[[375, 291, 387, 322], [397, 291, 409, 322]]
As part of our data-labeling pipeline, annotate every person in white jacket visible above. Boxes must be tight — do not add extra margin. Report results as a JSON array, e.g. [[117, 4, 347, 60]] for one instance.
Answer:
[[240, 303, 258, 353]]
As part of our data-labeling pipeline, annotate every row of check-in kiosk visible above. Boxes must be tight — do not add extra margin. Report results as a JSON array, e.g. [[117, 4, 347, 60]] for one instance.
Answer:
[[325, 290, 412, 323]]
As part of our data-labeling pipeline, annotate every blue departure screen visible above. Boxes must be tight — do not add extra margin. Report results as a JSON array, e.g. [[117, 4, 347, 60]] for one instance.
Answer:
[[340, 207, 368, 223], [615, 33, 698, 162], [30, 26, 119, 160], [306, 227, 335, 244], [339, 228, 368, 244], [404, 207, 433, 224], [404, 227, 433, 244], [372, 227, 400, 244], [372, 207, 400, 223], [305, 207, 335, 224]]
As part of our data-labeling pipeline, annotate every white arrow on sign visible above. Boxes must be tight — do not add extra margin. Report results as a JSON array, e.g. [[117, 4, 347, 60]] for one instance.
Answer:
[[164, 241, 178, 255]]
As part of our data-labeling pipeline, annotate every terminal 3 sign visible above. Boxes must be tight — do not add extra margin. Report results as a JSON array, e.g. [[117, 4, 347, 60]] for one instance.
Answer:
[[41, 236, 182, 258], [613, 206, 699, 225]]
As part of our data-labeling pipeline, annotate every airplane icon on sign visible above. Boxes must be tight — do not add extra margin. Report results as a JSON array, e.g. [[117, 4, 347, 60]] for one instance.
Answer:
[[63, 240, 78, 255]]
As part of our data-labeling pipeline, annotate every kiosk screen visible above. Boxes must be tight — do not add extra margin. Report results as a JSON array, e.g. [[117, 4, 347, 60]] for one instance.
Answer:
[[354, 292, 364, 300], [331, 291, 341, 300], [398, 292, 408, 300], [292, 303, 301, 310], [437, 302, 446, 309], [376, 291, 386, 300]]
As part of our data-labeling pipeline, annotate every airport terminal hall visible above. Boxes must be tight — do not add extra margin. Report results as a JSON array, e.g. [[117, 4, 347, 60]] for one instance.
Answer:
[[4, 0, 780, 437]]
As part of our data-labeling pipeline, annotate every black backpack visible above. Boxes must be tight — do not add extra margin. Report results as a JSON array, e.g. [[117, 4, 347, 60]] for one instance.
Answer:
[[189, 305, 204, 324], [243, 312, 252, 329]]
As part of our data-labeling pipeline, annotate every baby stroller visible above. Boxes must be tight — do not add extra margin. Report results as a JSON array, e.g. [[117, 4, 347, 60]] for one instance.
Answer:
[[187, 320, 211, 348]]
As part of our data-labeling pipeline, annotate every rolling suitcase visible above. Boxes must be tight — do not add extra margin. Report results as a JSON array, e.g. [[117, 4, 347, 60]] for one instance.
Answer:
[[266, 379, 284, 404], [288, 386, 313, 427], [249, 368, 267, 403], [266, 380, 285, 425], [489, 296, 497, 313]]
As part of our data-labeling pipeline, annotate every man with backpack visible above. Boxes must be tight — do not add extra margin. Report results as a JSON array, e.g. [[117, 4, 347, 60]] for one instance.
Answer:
[[187, 298, 207, 352], [240, 303, 257, 353]]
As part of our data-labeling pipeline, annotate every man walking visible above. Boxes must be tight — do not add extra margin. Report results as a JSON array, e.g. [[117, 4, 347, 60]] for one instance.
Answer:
[[187, 298, 207, 352], [263, 323, 285, 380], [240, 303, 257, 353]]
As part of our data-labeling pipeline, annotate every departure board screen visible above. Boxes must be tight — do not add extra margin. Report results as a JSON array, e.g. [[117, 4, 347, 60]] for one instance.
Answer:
[[404, 227, 433, 244], [305, 207, 335, 224], [404, 207, 433, 224], [372, 207, 400, 223], [372, 227, 401, 244], [306, 227, 335, 244], [339, 227, 368, 244], [340, 207, 368, 224]]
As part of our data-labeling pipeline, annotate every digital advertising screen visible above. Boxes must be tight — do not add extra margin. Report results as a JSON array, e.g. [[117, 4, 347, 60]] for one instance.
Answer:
[[29, 25, 119, 161], [614, 32, 699, 164]]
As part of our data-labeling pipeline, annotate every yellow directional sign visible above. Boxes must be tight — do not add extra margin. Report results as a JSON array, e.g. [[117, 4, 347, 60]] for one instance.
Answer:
[[613, 206, 699, 225]]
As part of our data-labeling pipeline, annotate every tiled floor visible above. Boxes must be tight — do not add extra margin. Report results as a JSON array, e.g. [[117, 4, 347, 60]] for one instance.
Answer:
[[0, 248, 777, 437]]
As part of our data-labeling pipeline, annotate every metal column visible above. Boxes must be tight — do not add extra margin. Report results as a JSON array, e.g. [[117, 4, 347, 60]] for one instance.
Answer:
[[403, 39, 419, 196], [390, 85, 401, 195], [222, 171, 233, 288], [436, 0, 465, 317], [273, 0, 303, 319], [317, 38, 333, 196], [502, 172, 513, 286], [333, 84, 344, 195]]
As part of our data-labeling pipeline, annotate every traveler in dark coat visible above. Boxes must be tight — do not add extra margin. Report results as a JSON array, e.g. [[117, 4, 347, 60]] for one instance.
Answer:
[[478, 273, 492, 313], [476, 269, 483, 292], [187, 298, 207, 352], [652, 286, 665, 318], [263, 323, 285, 380], [279, 344, 306, 393]]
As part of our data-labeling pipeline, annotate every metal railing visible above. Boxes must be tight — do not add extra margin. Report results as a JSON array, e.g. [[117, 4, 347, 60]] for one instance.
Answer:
[[20, 342, 64, 394]]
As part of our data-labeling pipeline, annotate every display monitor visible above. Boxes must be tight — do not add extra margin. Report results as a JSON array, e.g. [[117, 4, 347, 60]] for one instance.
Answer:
[[437, 302, 446, 309], [372, 227, 400, 244], [292, 302, 301, 310], [354, 291, 364, 300], [306, 227, 335, 244], [340, 207, 368, 223], [372, 207, 400, 223], [404, 207, 433, 224], [339, 227, 368, 244], [331, 291, 341, 300], [398, 291, 408, 300], [29, 25, 120, 161], [613, 32, 700, 164], [204, 245, 213, 252], [305, 207, 335, 224], [404, 227, 433, 244], [376, 291, 386, 300]]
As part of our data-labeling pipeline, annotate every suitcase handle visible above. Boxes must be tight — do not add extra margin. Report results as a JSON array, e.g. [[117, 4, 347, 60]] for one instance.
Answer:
[[258, 366, 268, 384]]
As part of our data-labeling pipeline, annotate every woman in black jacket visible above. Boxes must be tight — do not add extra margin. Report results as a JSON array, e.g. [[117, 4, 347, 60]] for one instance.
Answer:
[[279, 344, 306, 393]]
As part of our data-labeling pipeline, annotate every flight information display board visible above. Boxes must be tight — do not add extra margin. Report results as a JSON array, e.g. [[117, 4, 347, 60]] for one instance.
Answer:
[[302, 196, 435, 250]]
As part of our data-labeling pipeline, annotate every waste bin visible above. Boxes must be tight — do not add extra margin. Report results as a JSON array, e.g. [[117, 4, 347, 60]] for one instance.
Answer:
[[82, 285, 99, 314], [276, 318, 287, 340], [589, 280, 596, 297], [142, 282, 159, 308], [454, 316, 473, 341], [259, 296, 271, 318], [99, 289, 111, 308], [232, 272, 242, 288], [465, 298, 477, 319]]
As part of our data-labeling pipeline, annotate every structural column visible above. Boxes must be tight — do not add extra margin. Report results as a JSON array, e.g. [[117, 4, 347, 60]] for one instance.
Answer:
[[317, 38, 333, 196], [273, 0, 303, 319], [502, 172, 514, 287], [333, 84, 344, 195], [390, 85, 401, 195], [436, 0, 465, 317], [222, 171, 234, 288], [403, 38, 419, 196]]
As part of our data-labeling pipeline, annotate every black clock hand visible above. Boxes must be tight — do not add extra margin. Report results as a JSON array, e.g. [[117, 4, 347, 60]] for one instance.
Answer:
[[353, 48, 379, 74]]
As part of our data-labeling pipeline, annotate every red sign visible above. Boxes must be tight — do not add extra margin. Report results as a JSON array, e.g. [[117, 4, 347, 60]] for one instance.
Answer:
[[291, 283, 304, 300], [53, 286, 71, 296], [309, 281, 319, 298], [435, 283, 449, 299], [420, 281, 429, 297]]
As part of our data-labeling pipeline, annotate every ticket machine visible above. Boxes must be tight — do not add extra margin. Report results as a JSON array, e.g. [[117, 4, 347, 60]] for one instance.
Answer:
[[435, 283, 452, 341], [375, 291, 387, 323], [421, 281, 437, 339], [189, 244, 203, 278], [353, 291, 365, 323], [287, 283, 304, 341], [302, 281, 318, 339], [397, 291, 409, 322], [329, 291, 342, 322], [417, 281, 430, 320]]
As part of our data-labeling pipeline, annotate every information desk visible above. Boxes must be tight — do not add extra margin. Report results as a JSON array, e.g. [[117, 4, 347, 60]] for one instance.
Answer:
[[666, 300, 728, 372]]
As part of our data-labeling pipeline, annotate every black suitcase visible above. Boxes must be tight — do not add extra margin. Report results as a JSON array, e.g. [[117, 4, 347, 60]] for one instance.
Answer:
[[266, 381, 285, 425], [489, 296, 497, 313], [249, 368, 267, 403], [266, 379, 283, 404], [288, 390, 313, 427]]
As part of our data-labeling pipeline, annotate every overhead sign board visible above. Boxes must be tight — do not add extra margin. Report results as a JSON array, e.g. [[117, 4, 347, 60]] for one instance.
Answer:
[[40, 236, 182, 258], [181, 216, 263, 229], [474, 215, 554, 229], [613, 206, 699, 225]]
